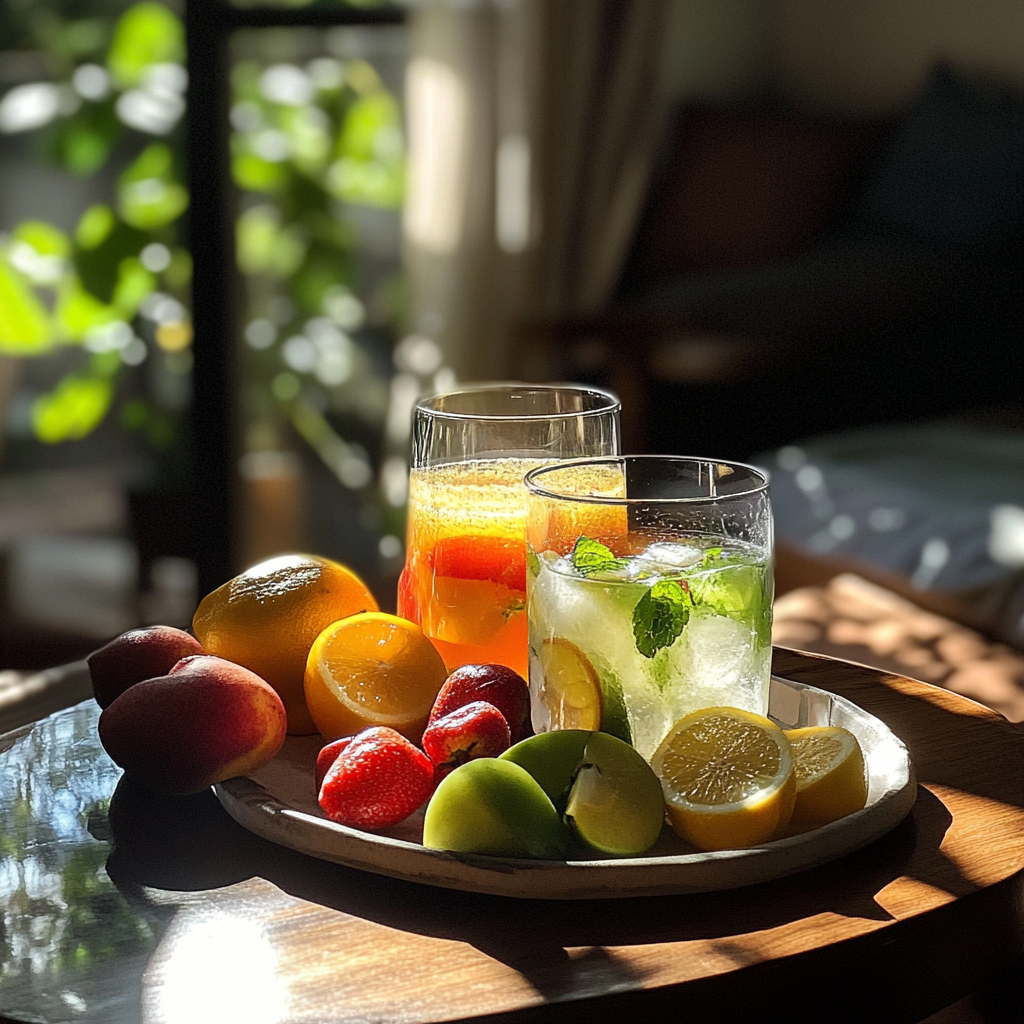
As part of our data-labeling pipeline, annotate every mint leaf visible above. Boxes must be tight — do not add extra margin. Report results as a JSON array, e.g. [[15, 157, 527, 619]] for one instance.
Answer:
[[570, 535, 627, 577], [526, 546, 542, 580], [632, 580, 691, 658], [700, 546, 724, 568]]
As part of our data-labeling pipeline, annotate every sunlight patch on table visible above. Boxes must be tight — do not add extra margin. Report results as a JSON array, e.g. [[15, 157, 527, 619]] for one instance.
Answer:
[[144, 914, 287, 1024]]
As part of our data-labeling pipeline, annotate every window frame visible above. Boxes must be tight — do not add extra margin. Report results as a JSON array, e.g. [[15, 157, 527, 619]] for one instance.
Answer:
[[185, 0, 406, 595]]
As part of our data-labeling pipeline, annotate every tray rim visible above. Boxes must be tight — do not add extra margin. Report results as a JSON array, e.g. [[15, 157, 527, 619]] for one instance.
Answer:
[[214, 674, 917, 899]]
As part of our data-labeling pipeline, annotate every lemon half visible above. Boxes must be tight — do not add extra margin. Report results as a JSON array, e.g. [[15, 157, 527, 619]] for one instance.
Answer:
[[785, 726, 868, 829], [651, 706, 795, 851]]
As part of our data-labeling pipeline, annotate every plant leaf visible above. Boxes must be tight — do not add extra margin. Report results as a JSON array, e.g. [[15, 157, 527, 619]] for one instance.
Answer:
[[107, 2, 184, 89], [32, 376, 113, 443], [0, 263, 52, 354]]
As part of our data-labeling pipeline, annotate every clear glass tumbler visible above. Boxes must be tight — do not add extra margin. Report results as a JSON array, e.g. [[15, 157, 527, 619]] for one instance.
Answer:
[[398, 384, 620, 678], [524, 456, 773, 759]]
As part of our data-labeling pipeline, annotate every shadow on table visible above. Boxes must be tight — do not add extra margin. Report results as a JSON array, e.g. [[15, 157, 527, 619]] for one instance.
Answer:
[[102, 662, 1024, 1018], [104, 771, 927, 947]]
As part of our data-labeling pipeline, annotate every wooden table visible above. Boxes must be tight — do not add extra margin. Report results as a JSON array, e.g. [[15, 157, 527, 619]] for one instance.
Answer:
[[2, 649, 1023, 1024]]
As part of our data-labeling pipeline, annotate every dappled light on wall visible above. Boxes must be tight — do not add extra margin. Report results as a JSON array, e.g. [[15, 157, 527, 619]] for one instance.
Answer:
[[403, 57, 467, 254]]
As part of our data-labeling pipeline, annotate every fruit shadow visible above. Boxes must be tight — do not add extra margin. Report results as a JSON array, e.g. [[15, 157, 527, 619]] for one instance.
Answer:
[[104, 771, 953, 1000]]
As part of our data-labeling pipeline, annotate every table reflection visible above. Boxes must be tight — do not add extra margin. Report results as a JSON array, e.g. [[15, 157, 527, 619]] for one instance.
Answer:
[[0, 702, 162, 1024]]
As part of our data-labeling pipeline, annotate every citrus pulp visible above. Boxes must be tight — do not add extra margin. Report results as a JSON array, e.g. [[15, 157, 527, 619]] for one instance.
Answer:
[[304, 612, 448, 743], [651, 706, 795, 851]]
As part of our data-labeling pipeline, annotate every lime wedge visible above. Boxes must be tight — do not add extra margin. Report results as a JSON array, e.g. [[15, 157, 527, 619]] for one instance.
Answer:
[[598, 669, 632, 745]]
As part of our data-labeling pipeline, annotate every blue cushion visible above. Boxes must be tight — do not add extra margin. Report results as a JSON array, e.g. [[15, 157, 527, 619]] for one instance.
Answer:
[[856, 63, 1024, 244], [762, 422, 1024, 646]]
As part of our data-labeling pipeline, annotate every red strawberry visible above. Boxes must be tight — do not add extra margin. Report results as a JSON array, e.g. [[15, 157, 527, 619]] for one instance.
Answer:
[[429, 664, 532, 743], [318, 727, 435, 830], [422, 701, 511, 779], [315, 736, 353, 793]]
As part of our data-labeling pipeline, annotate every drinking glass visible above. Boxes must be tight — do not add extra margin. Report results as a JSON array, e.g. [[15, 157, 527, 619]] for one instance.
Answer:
[[524, 456, 773, 759], [398, 384, 620, 678]]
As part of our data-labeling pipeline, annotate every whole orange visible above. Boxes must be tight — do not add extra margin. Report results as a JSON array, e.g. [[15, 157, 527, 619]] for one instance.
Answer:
[[193, 554, 378, 734]]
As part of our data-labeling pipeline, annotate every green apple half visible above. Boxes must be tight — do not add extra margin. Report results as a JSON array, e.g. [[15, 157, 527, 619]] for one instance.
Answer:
[[501, 729, 665, 857], [422, 758, 569, 859]]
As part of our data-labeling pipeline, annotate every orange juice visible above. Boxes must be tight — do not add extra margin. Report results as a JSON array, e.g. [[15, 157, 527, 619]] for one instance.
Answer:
[[398, 458, 629, 678], [398, 459, 538, 677]]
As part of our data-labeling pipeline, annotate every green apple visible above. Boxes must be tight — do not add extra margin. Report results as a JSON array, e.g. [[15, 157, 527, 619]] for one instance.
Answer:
[[501, 729, 666, 857], [422, 758, 569, 859], [499, 729, 590, 806], [565, 730, 665, 857]]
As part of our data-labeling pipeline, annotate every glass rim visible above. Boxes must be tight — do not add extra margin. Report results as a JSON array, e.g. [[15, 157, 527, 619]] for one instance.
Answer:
[[414, 382, 621, 423], [524, 454, 770, 505]]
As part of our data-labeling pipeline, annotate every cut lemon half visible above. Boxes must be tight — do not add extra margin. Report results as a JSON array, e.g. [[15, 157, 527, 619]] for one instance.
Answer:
[[303, 612, 448, 743], [785, 726, 867, 829], [651, 707, 795, 851]]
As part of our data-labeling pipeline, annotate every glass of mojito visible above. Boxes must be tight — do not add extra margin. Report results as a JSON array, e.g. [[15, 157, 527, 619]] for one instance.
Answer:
[[524, 456, 773, 760], [398, 384, 620, 679]]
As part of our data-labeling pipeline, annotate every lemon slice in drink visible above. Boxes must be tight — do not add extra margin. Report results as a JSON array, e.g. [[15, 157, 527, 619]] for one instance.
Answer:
[[534, 638, 631, 741], [536, 638, 602, 730], [785, 726, 867, 829], [651, 707, 795, 851]]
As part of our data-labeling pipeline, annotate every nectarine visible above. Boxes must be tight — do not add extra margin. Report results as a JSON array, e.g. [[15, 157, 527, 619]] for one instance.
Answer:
[[98, 655, 286, 795], [88, 625, 204, 709]]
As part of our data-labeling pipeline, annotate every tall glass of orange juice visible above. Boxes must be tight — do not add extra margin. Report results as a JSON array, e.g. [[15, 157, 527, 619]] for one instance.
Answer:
[[398, 384, 620, 678]]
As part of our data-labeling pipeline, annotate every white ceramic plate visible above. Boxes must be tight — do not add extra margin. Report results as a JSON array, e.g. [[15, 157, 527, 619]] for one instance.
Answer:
[[214, 676, 916, 899]]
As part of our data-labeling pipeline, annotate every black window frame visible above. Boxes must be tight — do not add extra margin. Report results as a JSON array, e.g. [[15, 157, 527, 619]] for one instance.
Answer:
[[185, 1, 406, 596]]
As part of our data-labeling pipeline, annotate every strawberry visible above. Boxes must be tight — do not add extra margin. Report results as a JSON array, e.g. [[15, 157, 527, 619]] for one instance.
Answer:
[[315, 736, 353, 792], [430, 536, 527, 592], [429, 664, 532, 743], [318, 727, 435, 830], [422, 701, 511, 779]]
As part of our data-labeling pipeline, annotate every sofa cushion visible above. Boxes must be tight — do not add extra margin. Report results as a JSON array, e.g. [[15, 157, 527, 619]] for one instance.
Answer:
[[856, 63, 1024, 244], [762, 421, 1024, 648], [627, 235, 974, 341], [626, 105, 888, 281]]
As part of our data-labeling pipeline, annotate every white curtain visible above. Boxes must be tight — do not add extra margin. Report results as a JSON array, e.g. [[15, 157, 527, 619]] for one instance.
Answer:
[[403, 0, 674, 382]]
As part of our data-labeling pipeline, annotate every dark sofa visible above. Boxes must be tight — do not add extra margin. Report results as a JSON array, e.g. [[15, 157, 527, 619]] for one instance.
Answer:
[[522, 62, 1024, 459]]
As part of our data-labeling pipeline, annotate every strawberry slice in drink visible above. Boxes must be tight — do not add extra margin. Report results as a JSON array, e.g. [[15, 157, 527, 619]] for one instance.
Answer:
[[422, 536, 527, 648], [430, 536, 527, 592]]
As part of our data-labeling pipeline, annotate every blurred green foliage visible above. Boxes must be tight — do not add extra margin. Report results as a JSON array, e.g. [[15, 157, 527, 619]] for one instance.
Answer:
[[0, 0, 408, 504], [0, 0, 190, 450], [229, 27, 408, 507], [106, 2, 183, 88]]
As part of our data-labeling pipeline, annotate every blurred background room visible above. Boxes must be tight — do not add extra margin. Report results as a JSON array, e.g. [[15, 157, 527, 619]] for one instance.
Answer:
[[1, 0, 1022, 726]]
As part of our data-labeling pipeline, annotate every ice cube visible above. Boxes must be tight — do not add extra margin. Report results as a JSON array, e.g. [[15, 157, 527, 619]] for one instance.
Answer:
[[635, 542, 704, 573], [585, 562, 639, 583], [661, 609, 764, 720]]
